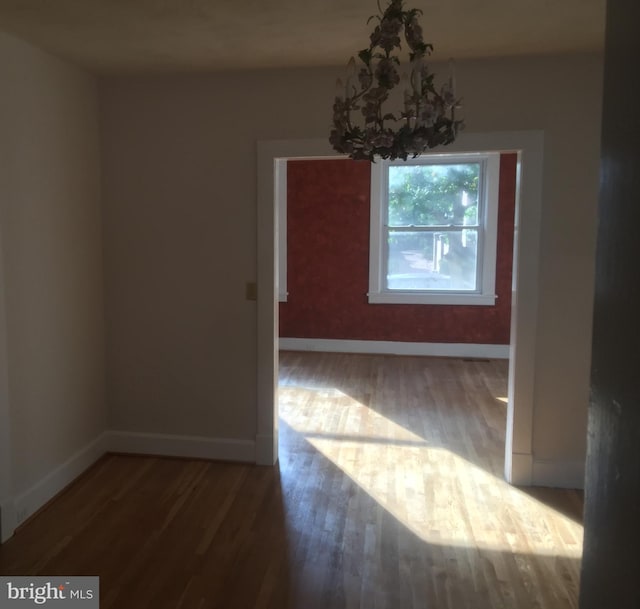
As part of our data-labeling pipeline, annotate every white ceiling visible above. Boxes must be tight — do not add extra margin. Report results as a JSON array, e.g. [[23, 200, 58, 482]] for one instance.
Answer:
[[0, 0, 606, 73]]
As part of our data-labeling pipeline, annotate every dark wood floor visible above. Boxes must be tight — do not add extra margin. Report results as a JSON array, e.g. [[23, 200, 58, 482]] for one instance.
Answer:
[[0, 352, 584, 608]]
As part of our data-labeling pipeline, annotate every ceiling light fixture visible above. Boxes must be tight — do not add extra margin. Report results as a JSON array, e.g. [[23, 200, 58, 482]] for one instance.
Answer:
[[330, 0, 463, 162]]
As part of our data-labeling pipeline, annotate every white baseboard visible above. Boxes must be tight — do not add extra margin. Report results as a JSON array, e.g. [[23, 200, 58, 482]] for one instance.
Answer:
[[1, 430, 259, 543], [532, 458, 586, 489], [9, 432, 109, 537], [279, 338, 509, 359], [106, 431, 256, 463], [505, 452, 585, 489]]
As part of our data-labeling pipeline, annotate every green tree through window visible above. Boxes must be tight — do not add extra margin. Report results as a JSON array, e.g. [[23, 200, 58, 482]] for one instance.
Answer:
[[388, 164, 480, 227]]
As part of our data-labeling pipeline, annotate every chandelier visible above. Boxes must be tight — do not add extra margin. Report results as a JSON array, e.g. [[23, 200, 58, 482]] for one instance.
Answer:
[[330, 0, 463, 162]]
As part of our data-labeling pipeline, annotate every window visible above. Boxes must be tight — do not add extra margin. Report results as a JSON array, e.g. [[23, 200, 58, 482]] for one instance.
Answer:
[[369, 152, 501, 305]]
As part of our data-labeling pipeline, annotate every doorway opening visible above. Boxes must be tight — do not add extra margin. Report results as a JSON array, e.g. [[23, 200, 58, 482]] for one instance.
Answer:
[[256, 132, 544, 488]]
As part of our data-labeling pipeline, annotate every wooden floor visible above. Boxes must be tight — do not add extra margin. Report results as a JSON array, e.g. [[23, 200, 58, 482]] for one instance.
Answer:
[[0, 352, 584, 608]]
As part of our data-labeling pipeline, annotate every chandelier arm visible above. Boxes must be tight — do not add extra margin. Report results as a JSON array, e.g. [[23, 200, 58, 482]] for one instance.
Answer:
[[344, 62, 374, 133], [330, 0, 464, 161]]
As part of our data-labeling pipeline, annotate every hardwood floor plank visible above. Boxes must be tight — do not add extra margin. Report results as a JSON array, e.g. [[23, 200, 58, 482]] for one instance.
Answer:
[[0, 352, 583, 608]]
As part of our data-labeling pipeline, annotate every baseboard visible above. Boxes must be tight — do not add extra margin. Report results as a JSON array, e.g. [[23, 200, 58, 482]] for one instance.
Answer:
[[279, 338, 509, 359], [531, 458, 586, 489], [1, 430, 258, 543], [106, 431, 256, 463], [10, 432, 109, 536]]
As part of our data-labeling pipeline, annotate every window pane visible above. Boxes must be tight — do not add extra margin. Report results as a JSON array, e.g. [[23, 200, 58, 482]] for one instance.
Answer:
[[388, 163, 480, 227], [386, 230, 478, 291]]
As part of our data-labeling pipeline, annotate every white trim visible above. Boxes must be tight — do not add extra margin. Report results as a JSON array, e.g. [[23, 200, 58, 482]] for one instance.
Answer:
[[258, 132, 544, 483], [11, 433, 108, 534], [276, 159, 288, 302], [481, 154, 501, 300], [532, 459, 585, 489], [255, 434, 277, 466], [368, 292, 497, 306], [369, 157, 384, 298], [257, 139, 340, 467], [106, 431, 256, 463], [368, 152, 501, 306], [505, 451, 534, 486], [279, 337, 509, 359], [502, 134, 544, 488]]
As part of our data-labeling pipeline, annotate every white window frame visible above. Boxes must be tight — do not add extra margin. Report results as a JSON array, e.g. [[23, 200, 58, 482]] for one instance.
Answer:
[[368, 151, 501, 306]]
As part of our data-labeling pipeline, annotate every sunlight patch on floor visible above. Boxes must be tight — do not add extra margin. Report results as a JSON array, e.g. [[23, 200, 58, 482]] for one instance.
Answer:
[[279, 385, 583, 559]]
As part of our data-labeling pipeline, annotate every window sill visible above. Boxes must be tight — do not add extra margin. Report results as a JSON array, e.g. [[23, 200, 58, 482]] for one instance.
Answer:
[[367, 292, 497, 306]]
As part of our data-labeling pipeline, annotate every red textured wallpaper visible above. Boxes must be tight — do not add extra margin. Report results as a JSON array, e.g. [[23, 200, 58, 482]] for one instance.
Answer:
[[279, 154, 517, 344]]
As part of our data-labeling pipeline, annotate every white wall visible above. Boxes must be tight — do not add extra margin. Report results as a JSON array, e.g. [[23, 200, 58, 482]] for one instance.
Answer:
[[0, 32, 106, 537], [101, 52, 602, 486], [462, 55, 602, 482]]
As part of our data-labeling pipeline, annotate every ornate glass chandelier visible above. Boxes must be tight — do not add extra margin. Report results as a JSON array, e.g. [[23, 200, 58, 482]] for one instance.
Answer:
[[330, 0, 463, 161]]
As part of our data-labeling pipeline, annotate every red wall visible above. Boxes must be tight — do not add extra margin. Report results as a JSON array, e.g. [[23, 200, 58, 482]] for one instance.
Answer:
[[279, 154, 517, 344]]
